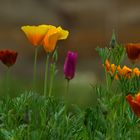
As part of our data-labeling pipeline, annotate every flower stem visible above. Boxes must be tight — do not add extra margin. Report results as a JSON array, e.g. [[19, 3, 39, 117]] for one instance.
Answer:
[[66, 79, 70, 95], [48, 63, 55, 97], [105, 69, 109, 91], [27, 124, 30, 140], [44, 54, 50, 97], [33, 47, 38, 89], [6, 68, 10, 94]]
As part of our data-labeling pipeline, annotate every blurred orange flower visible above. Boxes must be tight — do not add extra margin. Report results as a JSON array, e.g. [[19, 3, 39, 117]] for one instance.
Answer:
[[132, 68, 140, 77], [105, 59, 110, 71], [125, 43, 140, 63], [104, 60, 140, 79], [43, 26, 69, 53], [0, 50, 18, 67], [105, 60, 118, 79], [21, 25, 52, 46], [126, 93, 140, 117], [117, 65, 132, 78]]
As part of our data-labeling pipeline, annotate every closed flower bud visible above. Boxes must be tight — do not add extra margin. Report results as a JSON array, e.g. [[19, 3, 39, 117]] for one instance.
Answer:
[[64, 51, 77, 80]]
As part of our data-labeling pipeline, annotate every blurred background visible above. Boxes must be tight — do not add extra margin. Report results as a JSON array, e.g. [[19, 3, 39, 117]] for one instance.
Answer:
[[0, 0, 140, 104]]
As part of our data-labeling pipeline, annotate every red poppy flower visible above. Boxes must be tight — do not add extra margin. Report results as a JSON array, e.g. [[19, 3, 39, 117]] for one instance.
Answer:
[[0, 50, 18, 67], [126, 93, 140, 117], [125, 43, 140, 63]]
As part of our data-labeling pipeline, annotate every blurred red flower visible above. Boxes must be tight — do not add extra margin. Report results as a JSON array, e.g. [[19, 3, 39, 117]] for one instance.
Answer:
[[0, 50, 18, 67], [125, 43, 140, 63], [126, 93, 140, 117]]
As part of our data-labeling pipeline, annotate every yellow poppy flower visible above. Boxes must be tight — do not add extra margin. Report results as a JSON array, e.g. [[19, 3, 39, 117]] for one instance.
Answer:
[[43, 26, 69, 53], [21, 25, 52, 46]]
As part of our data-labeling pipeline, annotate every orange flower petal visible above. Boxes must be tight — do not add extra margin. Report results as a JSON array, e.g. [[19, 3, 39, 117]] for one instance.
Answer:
[[43, 28, 59, 52], [132, 68, 140, 77], [104, 60, 118, 80], [118, 65, 132, 78], [111, 64, 117, 73], [104, 60, 140, 79], [43, 26, 69, 53], [105, 59, 110, 71]]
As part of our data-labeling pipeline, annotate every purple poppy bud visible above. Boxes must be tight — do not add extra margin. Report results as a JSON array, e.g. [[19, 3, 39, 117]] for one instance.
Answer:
[[64, 51, 77, 80]]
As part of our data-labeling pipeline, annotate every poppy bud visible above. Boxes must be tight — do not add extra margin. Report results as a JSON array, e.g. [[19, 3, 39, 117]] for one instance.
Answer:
[[110, 31, 117, 49], [64, 51, 77, 80]]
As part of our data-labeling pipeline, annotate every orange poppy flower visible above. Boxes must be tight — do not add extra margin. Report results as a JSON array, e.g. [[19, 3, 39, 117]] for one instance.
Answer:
[[105, 60, 117, 72], [0, 50, 18, 67], [132, 68, 140, 77], [105, 59, 110, 71], [125, 43, 140, 62], [117, 65, 132, 78], [105, 60, 140, 79], [43, 26, 69, 53], [104, 60, 118, 79], [21, 25, 52, 46], [110, 64, 117, 74], [126, 93, 140, 117], [111, 64, 119, 79]]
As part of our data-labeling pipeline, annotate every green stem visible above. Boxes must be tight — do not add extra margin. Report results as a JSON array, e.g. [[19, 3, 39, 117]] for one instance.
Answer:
[[6, 68, 10, 94], [66, 80, 70, 95], [121, 93, 125, 116], [44, 54, 50, 97], [48, 63, 55, 97], [33, 47, 38, 89], [27, 125, 30, 140], [105, 69, 109, 91]]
